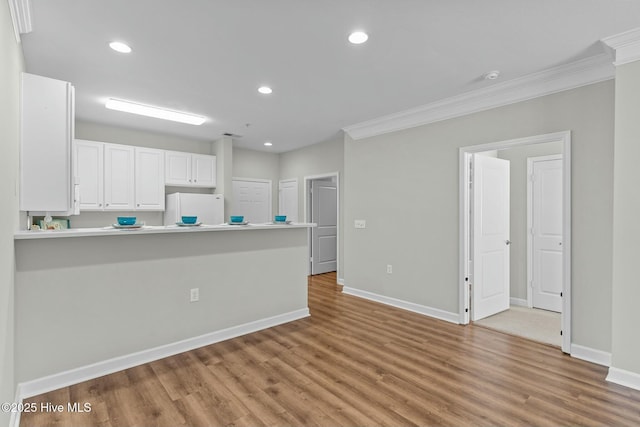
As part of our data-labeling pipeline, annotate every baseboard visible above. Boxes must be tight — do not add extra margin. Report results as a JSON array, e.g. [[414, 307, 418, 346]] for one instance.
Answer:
[[606, 367, 640, 391], [337, 278, 345, 285], [510, 297, 528, 307], [570, 344, 612, 367], [17, 308, 309, 400], [342, 286, 459, 324]]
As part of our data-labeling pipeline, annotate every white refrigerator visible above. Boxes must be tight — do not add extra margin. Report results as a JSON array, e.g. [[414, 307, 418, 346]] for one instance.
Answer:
[[164, 193, 224, 225]]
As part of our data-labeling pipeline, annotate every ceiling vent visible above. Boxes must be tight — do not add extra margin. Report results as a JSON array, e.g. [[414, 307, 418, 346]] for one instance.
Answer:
[[222, 132, 242, 138]]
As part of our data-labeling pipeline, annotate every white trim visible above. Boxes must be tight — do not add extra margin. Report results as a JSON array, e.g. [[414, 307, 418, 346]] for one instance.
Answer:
[[337, 278, 345, 285], [7, 0, 32, 43], [571, 344, 612, 367], [16, 308, 309, 399], [304, 172, 340, 277], [459, 131, 572, 354], [607, 367, 640, 391], [527, 154, 563, 310], [509, 297, 528, 307], [602, 27, 640, 66], [343, 54, 613, 140], [343, 286, 459, 324], [8, 385, 22, 427]]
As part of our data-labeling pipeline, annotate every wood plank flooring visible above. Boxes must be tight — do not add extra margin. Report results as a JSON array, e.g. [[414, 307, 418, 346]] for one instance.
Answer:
[[21, 272, 640, 426]]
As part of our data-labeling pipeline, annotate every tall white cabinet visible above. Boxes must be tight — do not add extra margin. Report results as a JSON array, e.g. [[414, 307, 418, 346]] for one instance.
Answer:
[[20, 73, 77, 214]]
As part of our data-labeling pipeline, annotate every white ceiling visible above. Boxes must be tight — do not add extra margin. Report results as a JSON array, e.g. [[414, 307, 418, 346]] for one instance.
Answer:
[[19, 0, 640, 153]]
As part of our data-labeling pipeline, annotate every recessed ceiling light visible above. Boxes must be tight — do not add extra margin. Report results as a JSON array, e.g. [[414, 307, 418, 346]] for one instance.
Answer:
[[109, 41, 132, 53], [258, 86, 273, 95], [348, 31, 368, 44], [264, 141, 273, 147], [105, 98, 206, 125], [483, 70, 500, 80]]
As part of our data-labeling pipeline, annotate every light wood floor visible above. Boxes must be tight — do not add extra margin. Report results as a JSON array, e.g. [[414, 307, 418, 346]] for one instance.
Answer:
[[21, 272, 640, 426]]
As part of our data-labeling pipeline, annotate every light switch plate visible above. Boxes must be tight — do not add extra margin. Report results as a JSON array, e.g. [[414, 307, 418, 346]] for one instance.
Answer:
[[355, 219, 366, 229]]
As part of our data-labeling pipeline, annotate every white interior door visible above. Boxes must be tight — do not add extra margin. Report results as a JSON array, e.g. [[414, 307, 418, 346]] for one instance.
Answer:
[[279, 179, 298, 222], [232, 179, 271, 223], [530, 156, 563, 312], [472, 154, 511, 321], [311, 179, 337, 275]]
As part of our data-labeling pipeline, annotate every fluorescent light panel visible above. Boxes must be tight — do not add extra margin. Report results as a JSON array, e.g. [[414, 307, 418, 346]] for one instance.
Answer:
[[105, 98, 206, 125]]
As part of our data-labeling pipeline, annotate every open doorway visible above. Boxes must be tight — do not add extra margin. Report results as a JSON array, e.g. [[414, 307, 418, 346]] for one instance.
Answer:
[[459, 132, 571, 353], [305, 173, 339, 275]]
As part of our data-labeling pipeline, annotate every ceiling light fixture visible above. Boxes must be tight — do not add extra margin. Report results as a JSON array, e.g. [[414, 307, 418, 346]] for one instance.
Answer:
[[258, 86, 273, 95], [348, 31, 368, 44], [105, 98, 206, 125], [483, 70, 500, 80], [264, 141, 273, 147], [109, 41, 132, 53]]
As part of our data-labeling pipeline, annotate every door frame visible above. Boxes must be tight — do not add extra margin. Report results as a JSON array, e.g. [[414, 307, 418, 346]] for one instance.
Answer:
[[527, 154, 563, 309], [304, 172, 340, 277], [459, 131, 571, 353], [231, 177, 272, 222]]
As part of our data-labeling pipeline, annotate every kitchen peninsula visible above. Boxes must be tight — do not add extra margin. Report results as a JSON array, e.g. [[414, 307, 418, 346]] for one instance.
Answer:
[[14, 223, 314, 392]]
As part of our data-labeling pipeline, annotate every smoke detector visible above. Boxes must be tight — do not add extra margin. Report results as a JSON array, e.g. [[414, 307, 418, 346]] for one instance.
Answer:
[[483, 70, 500, 80]]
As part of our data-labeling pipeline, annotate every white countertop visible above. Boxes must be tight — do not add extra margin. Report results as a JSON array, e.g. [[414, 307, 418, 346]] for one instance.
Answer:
[[14, 222, 316, 240]]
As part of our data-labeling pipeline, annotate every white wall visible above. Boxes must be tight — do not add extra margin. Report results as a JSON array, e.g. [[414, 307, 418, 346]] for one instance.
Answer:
[[0, 2, 24, 422], [344, 81, 614, 353], [279, 134, 345, 281], [611, 59, 640, 376], [498, 142, 563, 301]]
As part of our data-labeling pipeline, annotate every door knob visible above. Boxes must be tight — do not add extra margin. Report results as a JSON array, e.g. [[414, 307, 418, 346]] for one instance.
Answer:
[[505, 240, 511, 245]]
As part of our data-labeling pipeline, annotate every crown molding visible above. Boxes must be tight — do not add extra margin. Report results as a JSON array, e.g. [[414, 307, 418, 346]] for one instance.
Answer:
[[601, 27, 640, 66], [7, 0, 33, 43], [343, 53, 615, 141]]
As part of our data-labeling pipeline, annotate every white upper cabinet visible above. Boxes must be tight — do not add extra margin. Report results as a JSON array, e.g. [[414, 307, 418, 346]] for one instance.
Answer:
[[20, 73, 77, 214], [165, 151, 192, 185], [165, 151, 216, 187], [135, 147, 165, 210], [73, 139, 104, 211], [104, 143, 135, 211], [192, 154, 216, 187]]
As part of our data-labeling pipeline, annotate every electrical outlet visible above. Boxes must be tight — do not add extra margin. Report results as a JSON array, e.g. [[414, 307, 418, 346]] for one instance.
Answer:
[[355, 219, 366, 229], [387, 264, 393, 274], [190, 288, 200, 302]]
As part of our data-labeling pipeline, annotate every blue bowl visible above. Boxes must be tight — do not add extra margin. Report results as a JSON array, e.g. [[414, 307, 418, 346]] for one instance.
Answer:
[[275, 215, 287, 222], [117, 216, 136, 226], [181, 216, 198, 224], [230, 215, 244, 223]]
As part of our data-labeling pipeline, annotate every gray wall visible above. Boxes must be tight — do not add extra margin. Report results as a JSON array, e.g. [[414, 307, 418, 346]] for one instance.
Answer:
[[611, 60, 640, 374], [279, 134, 345, 281], [0, 2, 23, 422], [344, 81, 614, 353], [498, 142, 563, 301], [233, 148, 280, 217], [15, 228, 308, 382]]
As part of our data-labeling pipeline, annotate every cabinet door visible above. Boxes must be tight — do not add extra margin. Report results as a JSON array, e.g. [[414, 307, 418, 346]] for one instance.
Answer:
[[104, 144, 135, 210], [192, 154, 216, 187], [135, 147, 165, 211], [73, 140, 104, 211], [165, 151, 192, 186], [20, 73, 74, 213]]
